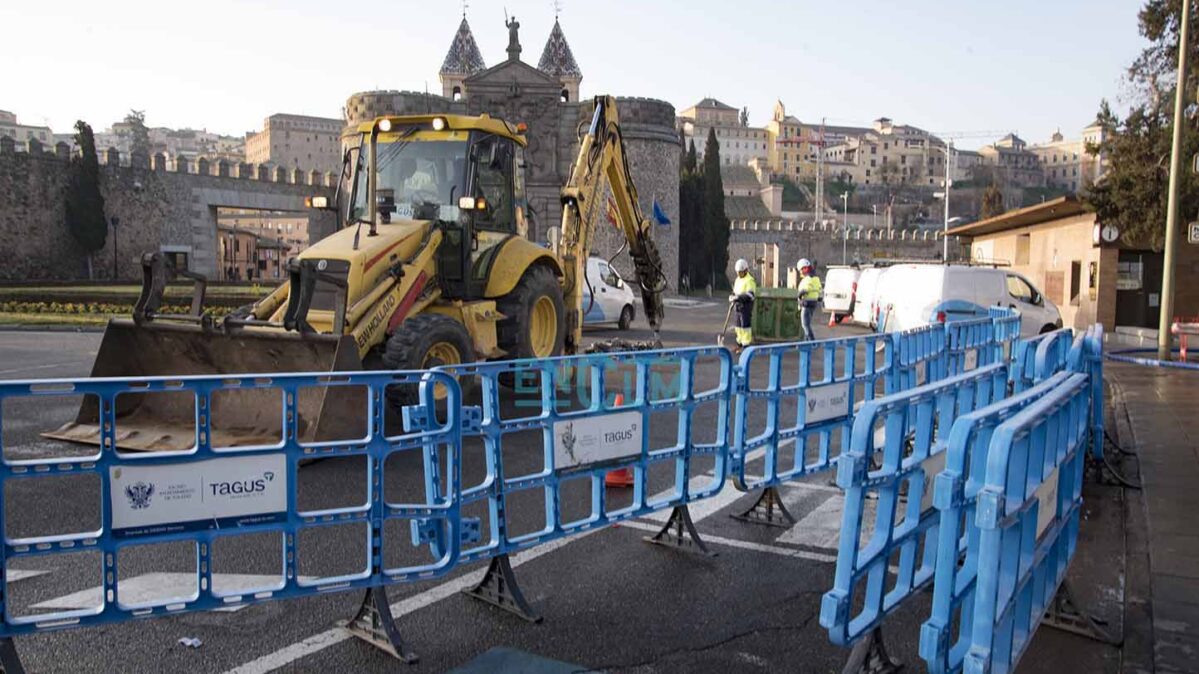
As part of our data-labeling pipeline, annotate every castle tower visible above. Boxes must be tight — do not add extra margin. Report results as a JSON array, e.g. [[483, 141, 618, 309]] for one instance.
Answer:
[[439, 17, 486, 101], [536, 18, 582, 102]]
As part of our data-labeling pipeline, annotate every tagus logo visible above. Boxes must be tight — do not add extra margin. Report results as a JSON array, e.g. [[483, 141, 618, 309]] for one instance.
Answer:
[[603, 425, 637, 444], [209, 471, 275, 497]]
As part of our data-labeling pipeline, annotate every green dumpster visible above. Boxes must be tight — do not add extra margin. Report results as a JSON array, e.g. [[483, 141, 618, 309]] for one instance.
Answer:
[[751, 288, 801, 341]]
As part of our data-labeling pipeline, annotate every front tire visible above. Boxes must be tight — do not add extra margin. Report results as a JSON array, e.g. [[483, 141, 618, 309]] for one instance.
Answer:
[[496, 265, 565, 359], [382, 313, 476, 410], [618, 304, 634, 331]]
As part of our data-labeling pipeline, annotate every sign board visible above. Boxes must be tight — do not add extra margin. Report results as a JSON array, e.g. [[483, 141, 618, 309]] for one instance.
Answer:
[[964, 349, 979, 371], [920, 451, 948, 513], [553, 411, 642, 471], [1190, 221, 1199, 244], [1034, 466, 1061, 540], [803, 382, 851, 424], [109, 454, 287, 538]]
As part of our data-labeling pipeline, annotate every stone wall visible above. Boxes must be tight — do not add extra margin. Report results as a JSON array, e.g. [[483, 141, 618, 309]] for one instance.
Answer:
[[0, 140, 335, 281], [727, 219, 969, 287]]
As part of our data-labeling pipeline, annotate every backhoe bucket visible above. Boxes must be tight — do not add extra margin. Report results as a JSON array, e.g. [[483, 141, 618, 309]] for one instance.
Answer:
[[43, 320, 366, 451]]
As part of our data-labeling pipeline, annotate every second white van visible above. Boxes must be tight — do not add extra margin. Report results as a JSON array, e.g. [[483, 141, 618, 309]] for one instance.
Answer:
[[873, 264, 1061, 338]]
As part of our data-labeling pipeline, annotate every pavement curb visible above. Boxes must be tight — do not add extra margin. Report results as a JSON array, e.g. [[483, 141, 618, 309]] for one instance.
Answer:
[[0, 324, 105, 333]]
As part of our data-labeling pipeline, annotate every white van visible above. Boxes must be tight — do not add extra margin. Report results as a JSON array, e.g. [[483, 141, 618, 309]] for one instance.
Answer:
[[873, 264, 1061, 338], [582, 256, 636, 329], [852, 267, 886, 328], [823, 266, 862, 323]]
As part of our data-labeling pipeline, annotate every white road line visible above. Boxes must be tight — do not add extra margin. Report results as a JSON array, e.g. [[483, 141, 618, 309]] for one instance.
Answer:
[[617, 520, 837, 564], [776, 495, 844, 549], [6, 569, 49, 583], [0, 361, 90, 376], [31, 573, 315, 614]]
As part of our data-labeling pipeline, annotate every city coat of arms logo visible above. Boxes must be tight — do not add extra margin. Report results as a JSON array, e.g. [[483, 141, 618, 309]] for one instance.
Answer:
[[559, 423, 578, 463], [125, 481, 155, 509]]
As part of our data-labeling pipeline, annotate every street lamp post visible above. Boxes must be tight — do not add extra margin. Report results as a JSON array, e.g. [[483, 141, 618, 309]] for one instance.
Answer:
[[1159, 0, 1191, 360], [930, 142, 955, 261], [841, 191, 849, 264], [872, 204, 877, 229]]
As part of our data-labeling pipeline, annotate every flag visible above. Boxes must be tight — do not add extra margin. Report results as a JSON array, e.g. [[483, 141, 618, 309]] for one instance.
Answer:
[[605, 196, 619, 230], [652, 199, 671, 226]]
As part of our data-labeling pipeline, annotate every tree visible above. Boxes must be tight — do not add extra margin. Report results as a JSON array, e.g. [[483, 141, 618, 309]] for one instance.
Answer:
[[678, 140, 706, 289], [1084, 0, 1199, 249], [123, 109, 151, 157], [65, 121, 108, 278], [980, 185, 1005, 219], [701, 128, 730, 290]]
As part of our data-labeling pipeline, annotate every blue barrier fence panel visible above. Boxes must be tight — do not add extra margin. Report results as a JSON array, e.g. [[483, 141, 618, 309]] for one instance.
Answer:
[[0, 369, 461, 637], [819, 362, 1009, 646], [434, 346, 733, 563], [731, 333, 893, 490], [918, 371, 1074, 674], [946, 318, 997, 377], [888, 324, 948, 394], [988, 308, 1023, 365], [964, 372, 1091, 674], [1033, 328, 1075, 382], [1010, 328, 1072, 394]]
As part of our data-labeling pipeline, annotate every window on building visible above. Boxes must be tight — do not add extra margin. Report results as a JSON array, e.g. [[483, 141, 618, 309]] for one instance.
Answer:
[[1070, 260, 1081, 306], [870, 159, 876, 167], [1015, 234, 1030, 265]]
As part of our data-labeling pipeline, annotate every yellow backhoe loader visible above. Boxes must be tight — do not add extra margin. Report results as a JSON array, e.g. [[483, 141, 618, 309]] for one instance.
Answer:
[[46, 96, 667, 450]]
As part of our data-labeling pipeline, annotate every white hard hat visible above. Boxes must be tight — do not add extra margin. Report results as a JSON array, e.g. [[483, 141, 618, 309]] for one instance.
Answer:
[[735, 258, 749, 272], [797, 258, 812, 270]]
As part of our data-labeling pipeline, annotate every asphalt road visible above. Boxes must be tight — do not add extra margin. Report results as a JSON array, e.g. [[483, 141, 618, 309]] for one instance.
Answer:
[[0, 303, 1125, 673]]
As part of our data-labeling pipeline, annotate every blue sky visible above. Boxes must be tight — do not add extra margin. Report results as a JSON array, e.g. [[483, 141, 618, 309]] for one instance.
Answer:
[[5, 0, 1144, 149]]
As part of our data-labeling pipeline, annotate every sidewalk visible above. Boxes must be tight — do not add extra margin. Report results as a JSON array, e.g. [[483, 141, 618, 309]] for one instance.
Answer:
[[1109, 362, 1199, 673]]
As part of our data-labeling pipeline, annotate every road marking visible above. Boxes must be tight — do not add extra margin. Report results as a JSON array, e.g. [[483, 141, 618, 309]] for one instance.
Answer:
[[225, 473, 741, 674], [0, 361, 90, 376], [6, 569, 49, 583], [31, 573, 314, 614], [776, 494, 843, 549], [617, 520, 837, 563]]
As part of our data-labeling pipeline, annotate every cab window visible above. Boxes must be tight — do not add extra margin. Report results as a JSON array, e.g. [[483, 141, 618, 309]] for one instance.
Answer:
[[1006, 274, 1038, 304], [471, 135, 514, 232]]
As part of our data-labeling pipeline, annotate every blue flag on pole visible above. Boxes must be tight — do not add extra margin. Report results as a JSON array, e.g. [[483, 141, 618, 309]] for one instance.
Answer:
[[652, 199, 671, 226]]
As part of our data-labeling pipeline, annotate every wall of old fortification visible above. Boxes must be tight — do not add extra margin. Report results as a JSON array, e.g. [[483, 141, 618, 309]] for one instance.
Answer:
[[0, 137, 335, 281]]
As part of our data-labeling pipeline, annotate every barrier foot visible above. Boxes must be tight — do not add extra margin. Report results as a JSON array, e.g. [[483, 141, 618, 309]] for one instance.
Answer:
[[463, 554, 542, 623], [1043, 581, 1121, 645], [644, 505, 716, 557], [0, 639, 25, 674], [841, 627, 901, 674], [338, 587, 418, 664], [730, 487, 795, 528]]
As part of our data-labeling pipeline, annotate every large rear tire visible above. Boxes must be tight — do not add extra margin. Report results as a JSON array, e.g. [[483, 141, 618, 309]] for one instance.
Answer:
[[496, 265, 565, 360], [383, 313, 476, 412]]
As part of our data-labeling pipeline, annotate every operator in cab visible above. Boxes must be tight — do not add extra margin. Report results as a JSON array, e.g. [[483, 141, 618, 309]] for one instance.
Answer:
[[797, 258, 822, 341], [729, 258, 757, 351]]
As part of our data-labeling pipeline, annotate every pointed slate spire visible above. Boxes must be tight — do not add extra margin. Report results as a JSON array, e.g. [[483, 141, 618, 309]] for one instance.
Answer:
[[440, 17, 486, 77], [537, 18, 582, 79]]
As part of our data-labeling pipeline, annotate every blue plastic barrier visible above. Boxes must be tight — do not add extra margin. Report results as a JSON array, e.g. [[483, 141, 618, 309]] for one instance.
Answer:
[[963, 372, 1092, 674], [0, 369, 462, 637], [946, 318, 997, 376], [434, 346, 733, 563], [888, 323, 948, 394], [918, 371, 1074, 673], [819, 362, 1009, 647], [1010, 328, 1073, 394], [989, 308, 1023, 365], [730, 332, 893, 490]]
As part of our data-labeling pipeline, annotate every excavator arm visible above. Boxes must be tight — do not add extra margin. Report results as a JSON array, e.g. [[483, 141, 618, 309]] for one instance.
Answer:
[[558, 95, 668, 354]]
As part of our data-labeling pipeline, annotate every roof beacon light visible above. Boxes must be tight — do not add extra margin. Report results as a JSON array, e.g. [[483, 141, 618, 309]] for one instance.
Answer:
[[378, 118, 392, 132], [431, 117, 447, 131]]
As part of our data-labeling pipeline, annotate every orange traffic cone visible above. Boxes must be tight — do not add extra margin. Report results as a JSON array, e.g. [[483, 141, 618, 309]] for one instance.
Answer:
[[605, 393, 635, 487], [828, 313, 837, 328]]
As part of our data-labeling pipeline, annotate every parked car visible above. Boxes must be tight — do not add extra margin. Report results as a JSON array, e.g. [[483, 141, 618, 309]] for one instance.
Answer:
[[873, 264, 1061, 338], [823, 266, 862, 324], [851, 266, 886, 328], [582, 256, 636, 330]]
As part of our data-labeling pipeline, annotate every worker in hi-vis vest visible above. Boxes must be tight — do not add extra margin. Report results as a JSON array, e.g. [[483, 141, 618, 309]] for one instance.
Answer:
[[729, 258, 757, 350], [797, 258, 822, 341]]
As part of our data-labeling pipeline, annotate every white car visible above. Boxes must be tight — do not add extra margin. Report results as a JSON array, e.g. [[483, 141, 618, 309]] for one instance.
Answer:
[[824, 266, 862, 324], [852, 267, 886, 328], [873, 264, 1061, 338], [582, 256, 636, 330]]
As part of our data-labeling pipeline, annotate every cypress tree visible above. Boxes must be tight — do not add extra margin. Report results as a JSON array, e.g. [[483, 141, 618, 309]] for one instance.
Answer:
[[65, 121, 108, 277], [701, 128, 729, 289]]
